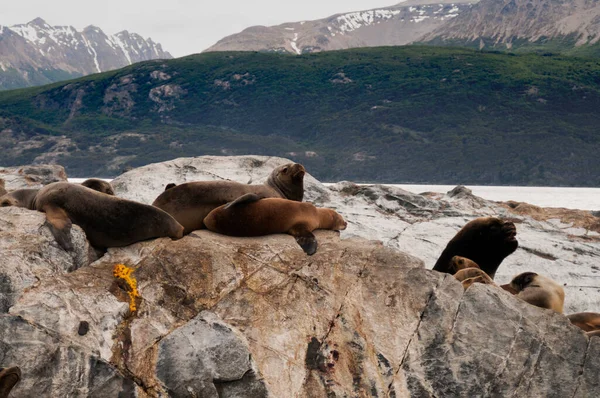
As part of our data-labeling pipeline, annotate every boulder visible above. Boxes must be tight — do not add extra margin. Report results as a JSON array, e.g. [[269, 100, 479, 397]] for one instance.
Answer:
[[0, 164, 68, 191], [0, 207, 94, 312], [3, 230, 599, 397]]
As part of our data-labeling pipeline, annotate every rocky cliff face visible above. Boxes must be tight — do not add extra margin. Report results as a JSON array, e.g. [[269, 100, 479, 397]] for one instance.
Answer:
[[2, 155, 600, 396], [0, 18, 172, 90], [205, 0, 477, 54], [423, 0, 600, 50]]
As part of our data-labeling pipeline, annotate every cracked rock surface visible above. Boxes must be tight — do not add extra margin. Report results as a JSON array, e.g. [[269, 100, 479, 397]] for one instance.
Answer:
[[0, 164, 68, 190]]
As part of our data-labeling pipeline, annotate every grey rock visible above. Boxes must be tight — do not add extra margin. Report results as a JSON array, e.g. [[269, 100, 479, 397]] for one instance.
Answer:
[[157, 311, 266, 397], [0, 164, 67, 190]]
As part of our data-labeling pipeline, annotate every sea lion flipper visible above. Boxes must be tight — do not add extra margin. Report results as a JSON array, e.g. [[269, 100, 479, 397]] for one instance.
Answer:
[[43, 205, 74, 251], [223, 193, 262, 210], [288, 225, 318, 255]]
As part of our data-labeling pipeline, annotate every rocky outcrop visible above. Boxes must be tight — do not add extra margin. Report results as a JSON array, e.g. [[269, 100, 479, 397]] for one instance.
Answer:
[[1, 222, 598, 396], [0, 164, 67, 190], [113, 155, 600, 314], [2, 156, 600, 396]]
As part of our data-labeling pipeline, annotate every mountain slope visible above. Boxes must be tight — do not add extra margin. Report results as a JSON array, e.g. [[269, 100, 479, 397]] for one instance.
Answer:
[[422, 0, 600, 55], [0, 47, 600, 186], [0, 18, 172, 90], [205, 0, 476, 54]]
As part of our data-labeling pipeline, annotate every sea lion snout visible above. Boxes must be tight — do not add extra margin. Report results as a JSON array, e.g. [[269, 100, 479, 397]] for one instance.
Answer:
[[502, 221, 517, 242]]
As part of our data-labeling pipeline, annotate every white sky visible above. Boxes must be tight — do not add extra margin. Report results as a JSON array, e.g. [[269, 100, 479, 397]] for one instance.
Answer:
[[0, 1, 400, 57]]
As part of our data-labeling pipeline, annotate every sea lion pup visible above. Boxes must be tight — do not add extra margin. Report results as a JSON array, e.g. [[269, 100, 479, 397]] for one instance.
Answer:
[[453, 267, 495, 290], [33, 182, 184, 251], [433, 217, 518, 279], [153, 163, 306, 234], [0, 366, 21, 398], [0, 188, 40, 209], [80, 178, 114, 195], [204, 194, 347, 255], [449, 255, 481, 273], [567, 313, 600, 333], [501, 272, 565, 313]]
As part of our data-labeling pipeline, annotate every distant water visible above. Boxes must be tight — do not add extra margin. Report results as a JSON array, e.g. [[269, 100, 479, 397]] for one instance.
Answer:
[[390, 184, 600, 211], [70, 178, 598, 211]]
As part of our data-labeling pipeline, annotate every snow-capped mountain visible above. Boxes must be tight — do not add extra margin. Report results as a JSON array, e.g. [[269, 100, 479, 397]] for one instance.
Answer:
[[205, 0, 477, 54], [0, 18, 171, 90]]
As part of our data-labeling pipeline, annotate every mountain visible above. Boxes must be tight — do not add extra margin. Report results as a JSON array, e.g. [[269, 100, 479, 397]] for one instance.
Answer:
[[421, 0, 600, 56], [0, 46, 600, 186], [0, 18, 172, 90], [205, 0, 477, 54]]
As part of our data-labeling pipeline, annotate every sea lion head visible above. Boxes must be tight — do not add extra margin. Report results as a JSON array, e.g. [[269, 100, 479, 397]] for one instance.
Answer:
[[0, 195, 17, 207], [81, 179, 114, 195], [507, 272, 538, 293], [318, 208, 348, 231], [165, 183, 177, 191], [433, 217, 518, 278], [267, 163, 305, 201], [450, 256, 480, 273]]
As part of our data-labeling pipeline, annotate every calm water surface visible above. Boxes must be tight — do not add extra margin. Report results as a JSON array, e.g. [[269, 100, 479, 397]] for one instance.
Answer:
[[70, 179, 599, 211]]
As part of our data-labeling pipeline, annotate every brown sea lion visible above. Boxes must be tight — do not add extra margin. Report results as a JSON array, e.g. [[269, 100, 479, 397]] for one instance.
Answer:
[[501, 272, 565, 313], [153, 163, 305, 234], [33, 182, 184, 251], [0, 366, 21, 398], [567, 312, 600, 333], [203, 194, 347, 255], [80, 178, 114, 195], [0, 179, 5, 197], [0, 188, 39, 209], [453, 267, 495, 290], [433, 217, 518, 279]]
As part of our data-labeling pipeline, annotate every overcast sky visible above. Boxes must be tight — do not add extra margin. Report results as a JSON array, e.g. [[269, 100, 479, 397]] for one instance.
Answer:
[[0, 0, 399, 57]]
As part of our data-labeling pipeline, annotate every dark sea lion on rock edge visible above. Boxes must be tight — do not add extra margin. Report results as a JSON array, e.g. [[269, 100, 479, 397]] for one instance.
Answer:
[[501, 272, 565, 313], [153, 163, 305, 234], [0, 188, 40, 209], [0, 366, 21, 398], [204, 194, 347, 255], [81, 178, 114, 195], [33, 182, 184, 251], [567, 312, 600, 333], [433, 217, 518, 279]]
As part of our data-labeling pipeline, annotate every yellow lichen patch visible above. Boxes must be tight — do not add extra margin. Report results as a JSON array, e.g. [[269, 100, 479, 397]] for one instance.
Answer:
[[113, 264, 139, 312]]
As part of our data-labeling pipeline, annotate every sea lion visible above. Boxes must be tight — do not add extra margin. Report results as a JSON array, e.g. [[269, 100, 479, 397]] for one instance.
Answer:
[[203, 194, 347, 255], [433, 217, 518, 279], [449, 255, 481, 273], [0, 188, 39, 209], [501, 272, 565, 313], [0, 366, 21, 398], [80, 178, 114, 195], [152, 163, 305, 234], [33, 182, 184, 251], [164, 183, 177, 191], [0, 179, 5, 197], [453, 267, 495, 290], [567, 312, 600, 333]]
